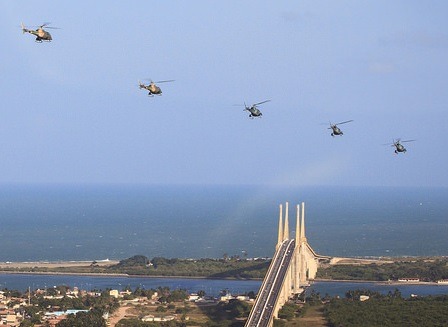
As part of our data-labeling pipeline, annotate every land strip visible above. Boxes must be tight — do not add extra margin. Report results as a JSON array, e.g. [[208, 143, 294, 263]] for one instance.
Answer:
[[1, 255, 447, 283]]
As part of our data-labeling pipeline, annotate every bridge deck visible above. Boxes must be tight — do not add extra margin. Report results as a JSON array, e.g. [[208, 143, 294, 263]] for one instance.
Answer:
[[245, 239, 296, 327]]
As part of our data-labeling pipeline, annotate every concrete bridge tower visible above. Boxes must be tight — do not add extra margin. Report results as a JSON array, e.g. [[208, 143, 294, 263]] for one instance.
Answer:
[[246, 202, 328, 327], [296, 202, 318, 283], [276, 202, 320, 290]]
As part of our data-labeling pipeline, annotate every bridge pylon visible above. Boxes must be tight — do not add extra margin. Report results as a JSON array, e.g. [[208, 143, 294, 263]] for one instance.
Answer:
[[246, 202, 323, 327]]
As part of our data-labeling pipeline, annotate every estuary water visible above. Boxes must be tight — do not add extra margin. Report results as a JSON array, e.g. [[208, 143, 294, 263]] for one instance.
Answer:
[[1, 274, 448, 298], [0, 184, 447, 262]]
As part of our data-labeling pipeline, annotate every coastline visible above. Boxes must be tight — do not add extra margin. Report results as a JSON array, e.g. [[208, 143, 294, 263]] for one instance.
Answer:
[[0, 270, 263, 281], [1, 257, 447, 285], [0, 260, 120, 269], [314, 278, 443, 286], [0, 260, 263, 280], [0, 271, 443, 287]]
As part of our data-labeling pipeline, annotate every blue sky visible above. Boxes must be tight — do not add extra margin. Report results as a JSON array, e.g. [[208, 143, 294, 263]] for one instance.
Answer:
[[1, 1, 447, 187]]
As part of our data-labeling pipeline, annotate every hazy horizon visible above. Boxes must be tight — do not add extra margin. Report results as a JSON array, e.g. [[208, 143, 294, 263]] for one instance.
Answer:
[[0, 185, 446, 261]]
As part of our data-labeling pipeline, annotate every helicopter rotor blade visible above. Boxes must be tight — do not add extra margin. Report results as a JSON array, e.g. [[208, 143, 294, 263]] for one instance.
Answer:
[[253, 99, 271, 106], [39, 23, 61, 29], [401, 139, 416, 143], [335, 120, 353, 126], [155, 80, 175, 83]]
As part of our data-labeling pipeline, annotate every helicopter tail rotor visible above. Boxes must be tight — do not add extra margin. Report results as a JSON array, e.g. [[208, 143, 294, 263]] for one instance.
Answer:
[[241, 102, 250, 111], [21, 22, 27, 33]]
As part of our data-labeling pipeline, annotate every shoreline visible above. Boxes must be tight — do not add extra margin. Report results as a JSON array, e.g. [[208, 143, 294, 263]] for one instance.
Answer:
[[0, 270, 262, 281], [313, 278, 444, 286], [0, 272, 445, 286], [0, 260, 120, 269], [1, 257, 447, 285]]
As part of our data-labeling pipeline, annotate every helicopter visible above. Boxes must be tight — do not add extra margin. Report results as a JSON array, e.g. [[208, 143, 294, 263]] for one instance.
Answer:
[[328, 120, 353, 136], [242, 100, 271, 118], [21, 22, 58, 42], [138, 79, 175, 96], [385, 139, 416, 154]]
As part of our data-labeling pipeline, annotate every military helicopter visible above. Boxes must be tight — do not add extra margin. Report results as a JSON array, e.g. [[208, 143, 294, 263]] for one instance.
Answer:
[[385, 139, 416, 154], [241, 100, 271, 118], [328, 120, 353, 136], [21, 22, 58, 42], [138, 79, 175, 96]]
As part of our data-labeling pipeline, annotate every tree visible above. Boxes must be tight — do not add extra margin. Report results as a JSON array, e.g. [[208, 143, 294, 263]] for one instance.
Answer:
[[278, 302, 297, 320], [56, 310, 106, 327], [19, 320, 33, 327]]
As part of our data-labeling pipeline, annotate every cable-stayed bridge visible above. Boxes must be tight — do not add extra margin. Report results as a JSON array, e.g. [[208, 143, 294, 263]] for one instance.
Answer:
[[245, 202, 329, 327]]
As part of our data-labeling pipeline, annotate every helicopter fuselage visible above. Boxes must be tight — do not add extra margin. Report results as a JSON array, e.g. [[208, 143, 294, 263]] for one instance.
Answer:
[[140, 83, 162, 96], [246, 107, 262, 118], [327, 120, 353, 137], [148, 84, 162, 95], [330, 125, 343, 136], [26, 28, 52, 42], [394, 143, 406, 153]]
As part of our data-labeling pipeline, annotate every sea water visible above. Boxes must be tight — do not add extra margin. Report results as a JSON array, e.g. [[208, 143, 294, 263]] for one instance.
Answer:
[[0, 184, 447, 262]]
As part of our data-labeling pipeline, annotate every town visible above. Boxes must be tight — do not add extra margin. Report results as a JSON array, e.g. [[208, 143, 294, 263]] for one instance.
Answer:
[[0, 284, 255, 326]]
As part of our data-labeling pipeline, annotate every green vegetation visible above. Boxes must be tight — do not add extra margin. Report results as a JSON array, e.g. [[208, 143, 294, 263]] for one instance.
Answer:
[[106, 255, 270, 279], [56, 309, 107, 327], [198, 299, 251, 327], [8, 286, 120, 326], [115, 296, 251, 327], [271, 289, 448, 327], [0, 255, 270, 279], [2, 255, 448, 282], [317, 257, 448, 282], [325, 291, 448, 327], [7, 282, 448, 326], [277, 302, 299, 320], [143, 256, 269, 279], [116, 318, 185, 327]]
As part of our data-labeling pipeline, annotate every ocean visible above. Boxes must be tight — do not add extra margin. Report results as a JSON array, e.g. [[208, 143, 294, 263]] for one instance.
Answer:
[[0, 184, 447, 262]]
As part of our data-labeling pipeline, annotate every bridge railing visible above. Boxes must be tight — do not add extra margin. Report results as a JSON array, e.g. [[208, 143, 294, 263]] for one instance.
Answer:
[[245, 239, 295, 327]]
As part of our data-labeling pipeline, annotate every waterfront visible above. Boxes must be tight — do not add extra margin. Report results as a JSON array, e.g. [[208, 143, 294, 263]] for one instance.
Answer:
[[0, 273, 261, 297], [309, 280, 448, 298], [1, 273, 448, 298]]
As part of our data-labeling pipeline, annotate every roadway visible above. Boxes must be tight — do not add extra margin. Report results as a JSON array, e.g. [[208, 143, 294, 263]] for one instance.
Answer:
[[245, 239, 296, 327]]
